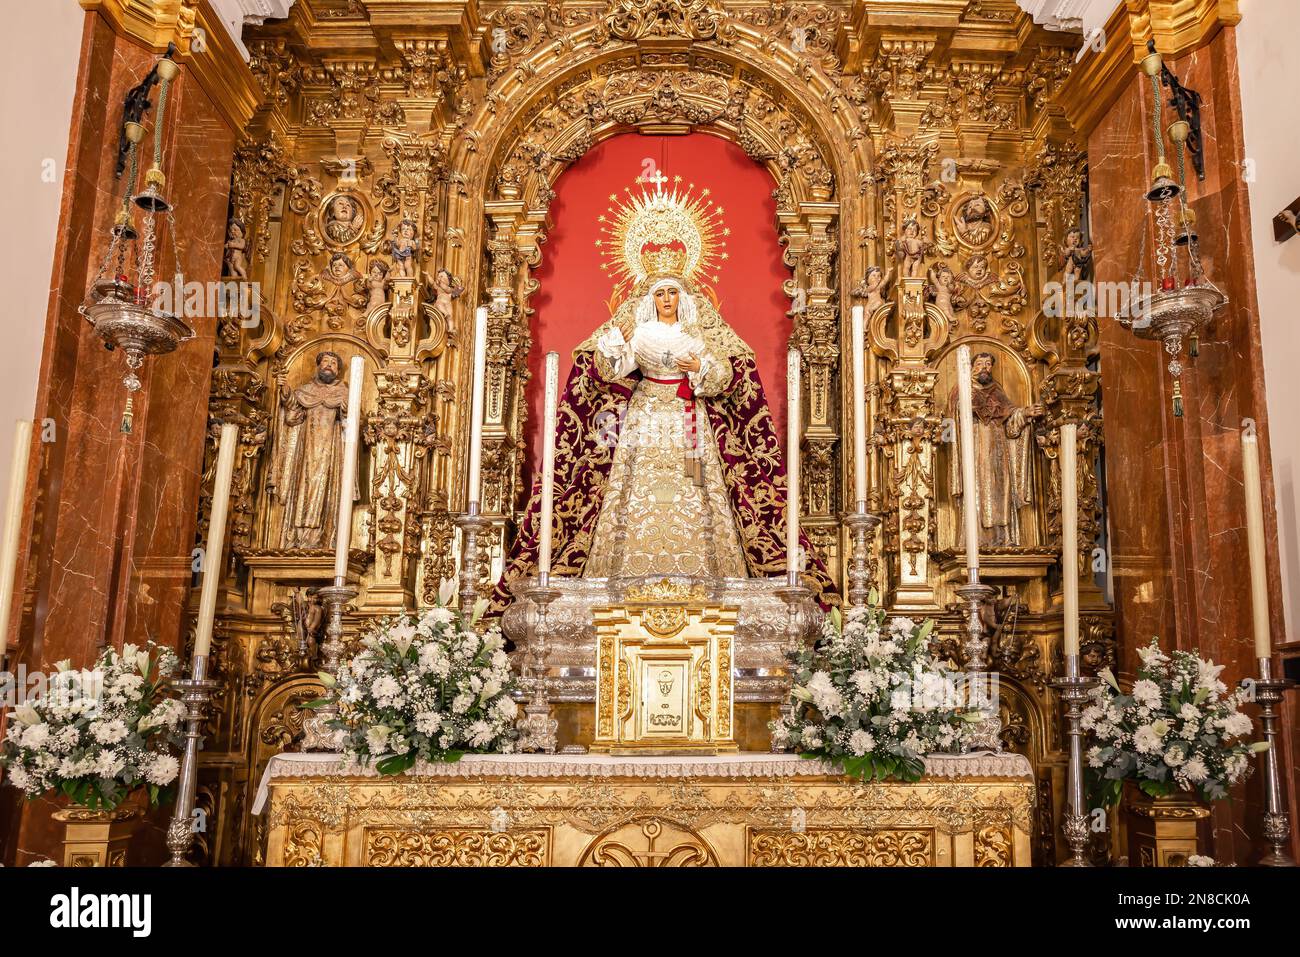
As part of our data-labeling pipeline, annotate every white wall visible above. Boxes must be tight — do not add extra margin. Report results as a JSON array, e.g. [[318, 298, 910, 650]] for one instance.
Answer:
[[0, 2, 85, 520], [1237, 0, 1300, 637]]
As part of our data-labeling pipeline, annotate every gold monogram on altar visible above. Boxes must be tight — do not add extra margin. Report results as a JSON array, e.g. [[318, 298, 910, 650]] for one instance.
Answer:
[[590, 580, 738, 755]]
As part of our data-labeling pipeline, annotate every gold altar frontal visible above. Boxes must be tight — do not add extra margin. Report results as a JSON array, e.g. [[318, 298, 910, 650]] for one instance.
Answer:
[[256, 753, 1035, 867]]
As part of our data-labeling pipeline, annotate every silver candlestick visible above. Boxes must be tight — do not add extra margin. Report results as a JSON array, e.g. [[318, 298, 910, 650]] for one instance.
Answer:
[[162, 654, 220, 867], [954, 578, 1000, 751], [1253, 656, 1296, 867], [1052, 653, 1099, 867], [301, 582, 358, 752], [842, 508, 880, 609], [954, 579, 996, 671], [456, 503, 491, 616], [772, 574, 812, 752], [516, 580, 560, 753]]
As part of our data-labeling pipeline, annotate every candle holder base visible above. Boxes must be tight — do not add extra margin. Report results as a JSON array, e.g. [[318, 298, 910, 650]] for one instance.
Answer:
[[302, 583, 357, 753], [455, 511, 492, 616], [953, 580, 996, 670], [1254, 674, 1296, 867], [842, 511, 880, 609], [1052, 670, 1101, 867], [162, 662, 221, 868], [516, 584, 561, 754], [771, 583, 813, 752]]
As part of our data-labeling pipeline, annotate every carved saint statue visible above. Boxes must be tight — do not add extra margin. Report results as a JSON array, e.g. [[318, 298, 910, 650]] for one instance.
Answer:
[[268, 351, 360, 549], [947, 352, 1043, 547]]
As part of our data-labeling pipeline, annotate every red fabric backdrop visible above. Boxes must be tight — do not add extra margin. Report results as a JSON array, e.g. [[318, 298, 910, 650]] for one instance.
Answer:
[[524, 132, 792, 496]]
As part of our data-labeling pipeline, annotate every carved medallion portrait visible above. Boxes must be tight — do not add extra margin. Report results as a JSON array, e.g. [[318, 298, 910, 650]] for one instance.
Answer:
[[321, 191, 369, 246], [953, 193, 997, 248]]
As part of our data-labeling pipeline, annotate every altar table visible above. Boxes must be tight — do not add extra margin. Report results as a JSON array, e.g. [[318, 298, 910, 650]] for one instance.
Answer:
[[254, 752, 1035, 867]]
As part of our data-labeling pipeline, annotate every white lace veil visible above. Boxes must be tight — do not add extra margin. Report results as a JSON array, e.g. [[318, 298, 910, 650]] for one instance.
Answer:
[[577, 275, 751, 359]]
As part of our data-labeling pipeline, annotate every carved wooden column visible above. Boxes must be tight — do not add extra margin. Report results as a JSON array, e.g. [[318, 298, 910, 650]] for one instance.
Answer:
[[367, 131, 447, 610], [783, 202, 842, 582], [869, 136, 947, 611]]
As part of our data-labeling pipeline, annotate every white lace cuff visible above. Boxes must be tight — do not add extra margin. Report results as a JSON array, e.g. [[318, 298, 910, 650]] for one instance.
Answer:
[[687, 355, 712, 392], [596, 325, 636, 378]]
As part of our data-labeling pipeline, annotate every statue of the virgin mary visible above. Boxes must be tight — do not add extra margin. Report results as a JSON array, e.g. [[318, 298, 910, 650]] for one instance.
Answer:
[[490, 183, 833, 612]]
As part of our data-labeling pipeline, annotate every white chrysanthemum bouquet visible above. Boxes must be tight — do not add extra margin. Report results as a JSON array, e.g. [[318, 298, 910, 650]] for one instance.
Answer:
[[1, 643, 185, 810], [1084, 638, 1265, 806], [770, 599, 980, 782], [309, 596, 520, 774]]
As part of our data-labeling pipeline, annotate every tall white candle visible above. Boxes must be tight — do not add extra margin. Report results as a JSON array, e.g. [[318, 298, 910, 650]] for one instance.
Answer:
[[1241, 430, 1271, 659], [786, 348, 801, 579], [1060, 422, 1079, 658], [194, 422, 239, 660], [467, 306, 488, 511], [333, 355, 365, 584], [537, 352, 560, 582], [955, 346, 980, 581], [851, 305, 868, 510], [0, 420, 32, 662]]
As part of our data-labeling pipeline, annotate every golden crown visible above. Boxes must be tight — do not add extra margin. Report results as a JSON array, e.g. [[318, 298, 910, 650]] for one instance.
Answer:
[[640, 243, 689, 278]]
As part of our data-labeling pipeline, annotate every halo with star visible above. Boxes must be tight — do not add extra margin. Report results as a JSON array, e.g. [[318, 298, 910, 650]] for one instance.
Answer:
[[595, 171, 729, 294]]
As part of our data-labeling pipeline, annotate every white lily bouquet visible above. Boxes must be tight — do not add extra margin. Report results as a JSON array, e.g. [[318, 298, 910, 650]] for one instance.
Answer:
[[308, 590, 520, 775], [0, 644, 185, 810], [1084, 638, 1265, 806], [770, 600, 980, 782]]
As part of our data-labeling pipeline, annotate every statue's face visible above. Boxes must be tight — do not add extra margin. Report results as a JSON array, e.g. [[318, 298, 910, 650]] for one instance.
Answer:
[[400, 223, 415, 239], [973, 355, 994, 385], [436, 270, 452, 292], [653, 285, 679, 319], [904, 222, 919, 238], [317, 354, 340, 383], [330, 257, 350, 279], [1066, 230, 1081, 248], [966, 197, 988, 219], [969, 258, 988, 280], [867, 268, 881, 289], [370, 265, 384, 280], [332, 197, 355, 221]]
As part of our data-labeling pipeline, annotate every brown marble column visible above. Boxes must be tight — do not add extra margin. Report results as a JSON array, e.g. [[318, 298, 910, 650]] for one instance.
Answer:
[[1088, 24, 1294, 864], [0, 3, 257, 865]]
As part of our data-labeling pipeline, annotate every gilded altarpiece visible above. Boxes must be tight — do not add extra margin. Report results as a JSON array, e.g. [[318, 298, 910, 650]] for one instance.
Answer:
[[191, 0, 1112, 866]]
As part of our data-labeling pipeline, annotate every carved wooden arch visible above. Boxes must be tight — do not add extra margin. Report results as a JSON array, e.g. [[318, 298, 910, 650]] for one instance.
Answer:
[[445, 13, 871, 571]]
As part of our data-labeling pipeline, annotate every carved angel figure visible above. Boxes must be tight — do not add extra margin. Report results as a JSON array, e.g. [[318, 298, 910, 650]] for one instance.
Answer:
[[365, 259, 390, 312], [224, 220, 249, 279], [1060, 227, 1093, 281], [894, 219, 928, 278], [430, 268, 464, 318], [390, 218, 420, 278]]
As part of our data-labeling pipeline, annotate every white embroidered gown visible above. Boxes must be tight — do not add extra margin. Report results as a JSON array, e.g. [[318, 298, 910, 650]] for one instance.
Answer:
[[584, 318, 748, 579]]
